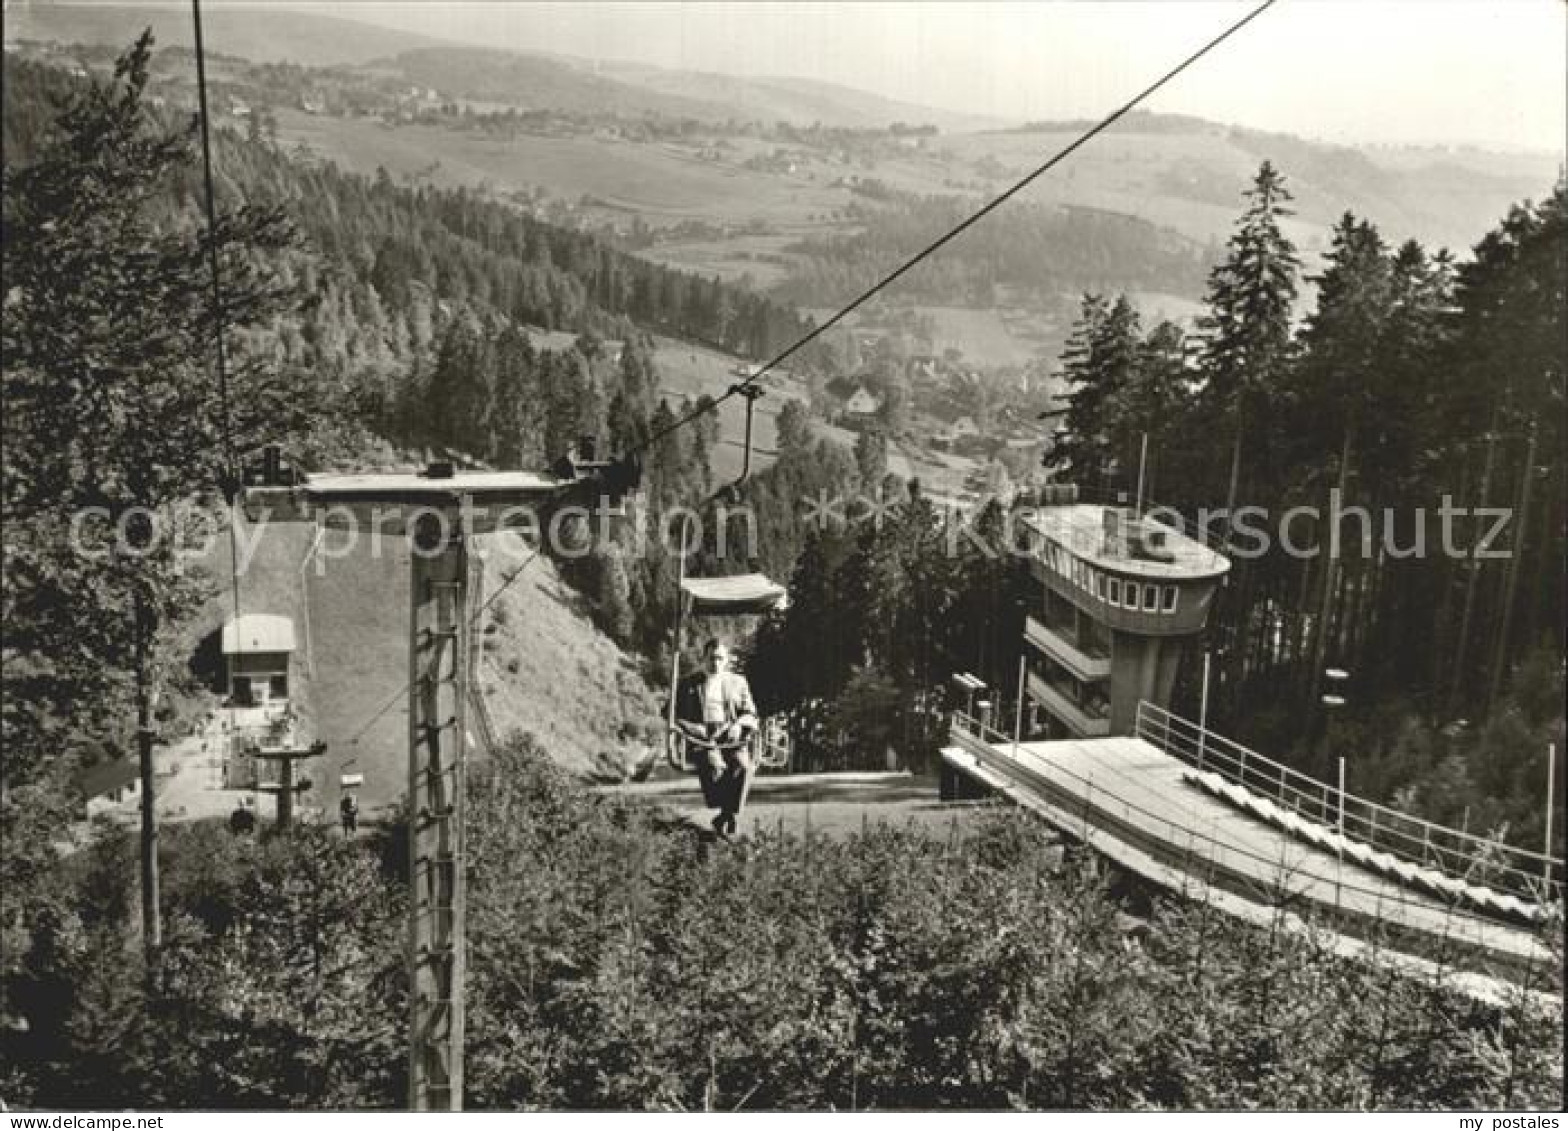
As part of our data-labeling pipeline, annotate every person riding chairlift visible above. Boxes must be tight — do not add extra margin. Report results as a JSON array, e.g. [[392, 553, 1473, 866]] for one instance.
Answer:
[[675, 637, 758, 839]]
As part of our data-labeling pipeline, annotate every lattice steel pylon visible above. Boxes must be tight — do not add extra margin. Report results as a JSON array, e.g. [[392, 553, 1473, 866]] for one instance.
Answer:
[[407, 515, 469, 1110], [243, 461, 579, 1111], [242, 451, 636, 1111]]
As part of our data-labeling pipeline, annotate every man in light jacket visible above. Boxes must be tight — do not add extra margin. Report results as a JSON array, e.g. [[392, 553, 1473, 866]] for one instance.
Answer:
[[676, 638, 758, 838]]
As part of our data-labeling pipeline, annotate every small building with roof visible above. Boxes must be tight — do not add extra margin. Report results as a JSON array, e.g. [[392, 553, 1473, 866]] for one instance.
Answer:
[[222, 613, 296, 707], [845, 386, 882, 417], [78, 755, 139, 818]]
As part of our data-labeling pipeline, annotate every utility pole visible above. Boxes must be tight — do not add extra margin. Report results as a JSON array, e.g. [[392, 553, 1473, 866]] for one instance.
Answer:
[[131, 590, 172, 959], [1197, 650, 1211, 771], [1487, 421, 1536, 713], [1308, 422, 1353, 710], [134, 623, 161, 955], [1449, 409, 1501, 717], [1223, 429, 1242, 538], [1133, 431, 1149, 516], [1545, 743, 1557, 890], [1013, 654, 1027, 755]]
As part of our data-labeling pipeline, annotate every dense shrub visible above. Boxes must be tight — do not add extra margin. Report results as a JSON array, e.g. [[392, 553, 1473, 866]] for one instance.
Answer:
[[460, 737, 1563, 1110], [4, 734, 1561, 1110]]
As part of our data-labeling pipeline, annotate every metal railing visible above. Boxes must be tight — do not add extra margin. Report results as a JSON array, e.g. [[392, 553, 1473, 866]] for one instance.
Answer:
[[1025, 670, 1111, 738], [1037, 483, 1235, 555], [1024, 614, 1111, 674], [1134, 701, 1565, 905], [944, 711, 1558, 965]]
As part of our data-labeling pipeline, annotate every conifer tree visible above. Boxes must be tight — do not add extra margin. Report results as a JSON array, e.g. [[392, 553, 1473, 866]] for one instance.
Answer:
[[490, 324, 543, 466], [1196, 161, 1300, 514], [1294, 214, 1392, 702], [1297, 213, 1391, 437], [1113, 319, 1189, 502], [1, 33, 300, 949], [854, 429, 889, 493], [1057, 294, 1142, 487]]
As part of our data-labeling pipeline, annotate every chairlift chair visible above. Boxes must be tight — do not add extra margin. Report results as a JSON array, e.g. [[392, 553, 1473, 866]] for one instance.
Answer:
[[665, 573, 792, 772], [662, 381, 792, 772]]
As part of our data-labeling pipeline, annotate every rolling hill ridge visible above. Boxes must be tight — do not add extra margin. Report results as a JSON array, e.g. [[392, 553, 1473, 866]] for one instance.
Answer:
[[6, 2, 1008, 130], [5, 1, 452, 66]]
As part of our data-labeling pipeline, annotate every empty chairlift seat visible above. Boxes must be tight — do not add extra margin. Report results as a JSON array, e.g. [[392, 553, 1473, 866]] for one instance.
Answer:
[[679, 574, 788, 615]]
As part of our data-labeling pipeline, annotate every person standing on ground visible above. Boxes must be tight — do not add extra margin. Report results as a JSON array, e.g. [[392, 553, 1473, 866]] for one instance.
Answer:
[[229, 796, 256, 835]]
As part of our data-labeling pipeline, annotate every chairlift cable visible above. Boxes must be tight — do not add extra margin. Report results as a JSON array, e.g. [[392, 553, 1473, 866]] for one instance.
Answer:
[[342, 545, 543, 745], [192, 0, 249, 766], [334, 0, 1276, 740], [192, 0, 240, 527], [635, 0, 1277, 456], [468, 0, 1275, 630]]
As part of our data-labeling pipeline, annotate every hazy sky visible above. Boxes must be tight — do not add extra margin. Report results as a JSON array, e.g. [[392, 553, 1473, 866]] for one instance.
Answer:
[[306, 1, 1566, 151]]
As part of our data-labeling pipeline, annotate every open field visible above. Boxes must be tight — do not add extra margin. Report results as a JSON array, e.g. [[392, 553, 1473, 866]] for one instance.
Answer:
[[939, 128, 1264, 243], [474, 533, 663, 778], [651, 335, 809, 482], [915, 304, 1054, 369], [892, 440, 984, 503], [933, 126, 1556, 254], [261, 101, 1560, 394], [275, 109, 851, 228], [596, 62, 1005, 134], [272, 102, 1557, 277], [641, 233, 800, 290], [292, 527, 661, 810], [1122, 290, 1207, 327]]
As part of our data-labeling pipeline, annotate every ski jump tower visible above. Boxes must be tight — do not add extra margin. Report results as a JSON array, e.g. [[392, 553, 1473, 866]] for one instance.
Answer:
[[1019, 499, 1230, 739]]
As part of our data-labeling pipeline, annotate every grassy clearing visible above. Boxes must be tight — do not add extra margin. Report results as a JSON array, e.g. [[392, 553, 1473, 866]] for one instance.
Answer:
[[1123, 289, 1206, 326], [474, 532, 663, 779], [187, 522, 417, 818], [275, 110, 850, 226], [640, 234, 800, 290], [651, 335, 814, 482], [913, 303, 1054, 369]]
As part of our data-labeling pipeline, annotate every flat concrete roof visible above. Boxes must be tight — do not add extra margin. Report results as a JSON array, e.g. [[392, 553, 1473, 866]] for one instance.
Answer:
[[304, 470, 565, 498], [238, 470, 577, 535], [222, 613, 296, 654], [1021, 504, 1230, 581]]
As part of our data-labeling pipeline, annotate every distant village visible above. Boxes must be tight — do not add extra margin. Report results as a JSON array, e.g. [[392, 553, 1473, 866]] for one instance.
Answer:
[[4, 32, 1052, 517]]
